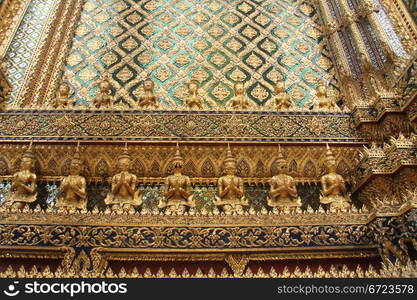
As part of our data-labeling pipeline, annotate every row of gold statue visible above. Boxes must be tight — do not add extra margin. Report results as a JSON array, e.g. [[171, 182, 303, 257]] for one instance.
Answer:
[[3, 142, 352, 213], [53, 74, 339, 111]]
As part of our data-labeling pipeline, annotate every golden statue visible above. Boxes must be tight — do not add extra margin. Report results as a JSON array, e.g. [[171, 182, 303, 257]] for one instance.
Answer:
[[93, 75, 113, 108], [227, 79, 251, 109], [315, 83, 338, 110], [267, 145, 301, 208], [138, 76, 158, 108], [185, 80, 204, 109], [158, 143, 195, 213], [320, 144, 351, 210], [55, 143, 87, 210], [5, 141, 37, 208], [53, 76, 70, 108], [0, 60, 12, 111], [272, 80, 294, 110], [104, 144, 142, 210], [214, 144, 248, 213]]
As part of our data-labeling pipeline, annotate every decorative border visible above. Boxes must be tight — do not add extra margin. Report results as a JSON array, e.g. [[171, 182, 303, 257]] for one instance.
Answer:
[[0, 110, 363, 142]]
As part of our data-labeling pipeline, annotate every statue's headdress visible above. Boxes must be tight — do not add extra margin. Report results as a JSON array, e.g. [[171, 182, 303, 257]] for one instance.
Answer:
[[325, 143, 336, 164], [276, 144, 286, 167], [172, 142, 184, 166], [118, 142, 131, 161], [224, 143, 236, 167], [71, 141, 82, 165], [22, 140, 35, 160]]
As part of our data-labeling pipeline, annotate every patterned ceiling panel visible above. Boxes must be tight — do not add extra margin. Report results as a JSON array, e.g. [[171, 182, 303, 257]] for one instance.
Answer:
[[63, 0, 338, 108]]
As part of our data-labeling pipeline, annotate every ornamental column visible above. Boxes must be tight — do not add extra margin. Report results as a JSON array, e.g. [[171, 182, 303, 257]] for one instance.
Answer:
[[339, 0, 373, 67]]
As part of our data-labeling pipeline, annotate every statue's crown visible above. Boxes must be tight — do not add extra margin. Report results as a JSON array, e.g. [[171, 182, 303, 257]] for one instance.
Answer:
[[224, 143, 236, 165], [118, 142, 131, 160]]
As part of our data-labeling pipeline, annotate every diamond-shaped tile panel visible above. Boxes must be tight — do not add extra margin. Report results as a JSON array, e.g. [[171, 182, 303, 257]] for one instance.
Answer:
[[76, 65, 100, 86], [154, 35, 176, 53], [225, 65, 251, 83], [173, 23, 194, 39], [207, 23, 227, 40], [134, 49, 157, 69], [124, 10, 144, 26], [253, 12, 272, 29], [138, 23, 159, 38], [247, 81, 272, 105], [208, 81, 233, 105], [100, 49, 123, 69], [110, 0, 131, 14], [152, 65, 176, 85], [189, 66, 213, 85], [74, 22, 93, 40], [140, 0, 162, 13], [220, 11, 242, 27], [239, 24, 260, 41], [258, 37, 279, 56], [119, 35, 141, 54], [223, 37, 246, 55], [207, 50, 230, 70], [236, 1, 256, 15], [104, 22, 128, 39], [171, 50, 195, 69], [113, 63, 137, 85], [262, 66, 287, 85], [67, 49, 87, 70], [205, 0, 226, 14], [190, 37, 212, 53], [278, 52, 302, 71], [243, 51, 265, 71], [85, 36, 107, 54], [61, 0, 338, 109], [174, 0, 193, 13], [190, 10, 210, 26]]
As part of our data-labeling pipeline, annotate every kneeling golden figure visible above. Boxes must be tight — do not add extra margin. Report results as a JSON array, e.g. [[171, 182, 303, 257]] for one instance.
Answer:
[[6, 141, 37, 208], [214, 144, 248, 214], [320, 144, 351, 210], [104, 144, 142, 210], [158, 144, 194, 214], [267, 146, 301, 208], [56, 143, 87, 210]]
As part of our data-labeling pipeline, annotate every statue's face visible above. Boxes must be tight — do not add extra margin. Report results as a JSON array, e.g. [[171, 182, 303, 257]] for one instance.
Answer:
[[327, 160, 337, 173], [189, 82, 198, 93], [100, 81, 109, 90], [20, 157, 33, 171], [234, 83, 244, 95], [173, 160, 183, 171], [119, 157, 131, 172], [317, 85, 326, 95], [70, 161, 81, 175], [225, 163, 236, 176], [277, 163, 287, 175], [60, 85, 69, 95], [144, 79, 154, 91]]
